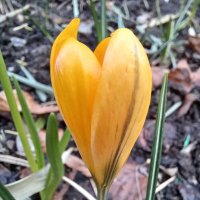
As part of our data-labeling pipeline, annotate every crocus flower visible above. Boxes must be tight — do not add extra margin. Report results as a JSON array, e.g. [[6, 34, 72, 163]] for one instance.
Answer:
[[50, 18, 152, 198]]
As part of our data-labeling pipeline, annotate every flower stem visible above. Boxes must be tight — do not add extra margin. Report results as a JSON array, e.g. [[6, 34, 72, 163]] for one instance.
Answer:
[[97, 186, 109, 200]]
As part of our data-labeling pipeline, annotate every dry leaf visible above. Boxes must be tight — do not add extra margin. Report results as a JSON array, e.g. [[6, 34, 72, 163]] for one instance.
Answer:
[[0, 89, 59, 114], [152, 67, 169, 88], [110, 161, 148, 200], [169, 59, 192, 94], [53, 184, 69, 200], [188, 36, 200, 53], [177, 93, 198, 117], [151, 59, 200, 91], [139, 120, 177, 153], [169, 59, 200, 94], [63, 154, 91, 178]]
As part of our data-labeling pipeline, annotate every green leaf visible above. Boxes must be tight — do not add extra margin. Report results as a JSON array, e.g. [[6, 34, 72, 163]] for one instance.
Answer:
[[0, 182, 15, 200], [0, 50, 37, 172], [145, 73, 168, 200], [13, 77, 45, 169], [60, 129, 71, 153], [35, 118, 46, 131], [44, 113, 64, 200]]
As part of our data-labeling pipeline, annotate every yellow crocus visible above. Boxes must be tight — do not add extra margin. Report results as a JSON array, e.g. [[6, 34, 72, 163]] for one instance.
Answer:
[[50, 18, 152, 198]]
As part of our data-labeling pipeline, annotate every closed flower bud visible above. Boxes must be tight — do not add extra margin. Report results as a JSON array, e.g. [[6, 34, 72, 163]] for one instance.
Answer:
[[50, 18, 152, 198]]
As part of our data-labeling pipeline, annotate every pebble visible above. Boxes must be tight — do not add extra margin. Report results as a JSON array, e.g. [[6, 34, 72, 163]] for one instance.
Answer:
[[7, 139, 15, 150], [0, 164, 11, 184], [10, 37, 27, 47]]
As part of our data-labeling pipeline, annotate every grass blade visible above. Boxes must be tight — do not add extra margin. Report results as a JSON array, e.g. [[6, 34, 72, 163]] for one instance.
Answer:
[[60, 129, 71, 153], [146, 73, 168, 200], [0, 182, 15, 200], [101, 0, 107, 40], [13, 77, 45, 169], [7, 71, 53, 94], [89, 0, 101, 42], [0, 50, 37, 172], [161, 20, 175, 62], [44, 113, 64, 200], [31, 18, 53, 43], [174, 0, 194, 31], [20, 66, 47, 102]]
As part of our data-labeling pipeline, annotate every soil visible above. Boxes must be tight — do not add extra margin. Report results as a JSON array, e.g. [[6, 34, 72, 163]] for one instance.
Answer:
[[0, 0, 200, 200]]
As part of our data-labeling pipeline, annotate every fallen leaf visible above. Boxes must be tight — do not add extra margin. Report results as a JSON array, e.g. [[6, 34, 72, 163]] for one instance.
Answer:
[[63, 154, 91, 178], [138, 120, 177, 153], [53, 184, 69, 200], [110, 161, 148, 200], [169, 59, 200, 94], [169, 59, 192, 94], [188, 36, 200, 53], [177, 93, 198, 117], [152, 67, 169, 88], [0, 90, 59, 114]]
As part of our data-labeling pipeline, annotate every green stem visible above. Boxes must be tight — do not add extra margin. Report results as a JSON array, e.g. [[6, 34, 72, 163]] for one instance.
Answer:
[[101, 0, 107, 40], [0, 50, 37, 172], [97, 186, 109, 200]]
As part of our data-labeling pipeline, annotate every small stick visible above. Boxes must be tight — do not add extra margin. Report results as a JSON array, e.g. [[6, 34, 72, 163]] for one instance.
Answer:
[[0, 154, 29, 167], [0, 4, 30, 23], [62, 176, 96, 200], [156, 176, 176, 193]]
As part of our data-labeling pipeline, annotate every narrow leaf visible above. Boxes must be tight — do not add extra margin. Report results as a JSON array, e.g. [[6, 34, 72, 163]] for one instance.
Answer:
[[89, 0, 101, 42], [44, 113, 64, 200], [13, 77, 45, 169], [146, 73, 168, 200], [101, 0, 107, 40], [20, 66, 47, 102], [7, 71, 53, 94], [0, 182, 15, 200], [60, 129, 71, 153], [0, 50, 37, 172]]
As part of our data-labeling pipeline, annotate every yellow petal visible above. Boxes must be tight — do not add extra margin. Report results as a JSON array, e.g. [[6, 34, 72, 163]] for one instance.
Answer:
[[94, 37, 111, 65], [91, 28, 152, 187], [51, 18, 80, 68], [50, 22, 101, 173]]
